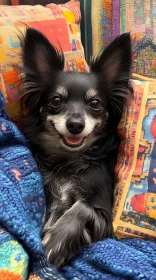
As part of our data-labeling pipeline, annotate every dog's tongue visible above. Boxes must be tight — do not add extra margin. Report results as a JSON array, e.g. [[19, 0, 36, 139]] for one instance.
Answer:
[[65, 136, 83, 145]]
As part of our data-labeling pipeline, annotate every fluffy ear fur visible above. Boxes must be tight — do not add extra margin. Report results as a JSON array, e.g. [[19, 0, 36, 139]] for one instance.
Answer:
[[90, 33, 132, 84], [91, 33, 132, 118], [21, 27, 64, 82], [19, 27, 64, 111]]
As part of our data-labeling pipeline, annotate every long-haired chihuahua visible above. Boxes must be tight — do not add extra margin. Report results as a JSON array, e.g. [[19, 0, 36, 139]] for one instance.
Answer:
[[19, 28, 132, 267]]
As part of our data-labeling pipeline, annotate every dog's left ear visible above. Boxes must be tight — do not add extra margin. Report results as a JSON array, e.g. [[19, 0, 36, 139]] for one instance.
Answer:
[[90, 33, 132, 84], [21, 27, 64, 83]]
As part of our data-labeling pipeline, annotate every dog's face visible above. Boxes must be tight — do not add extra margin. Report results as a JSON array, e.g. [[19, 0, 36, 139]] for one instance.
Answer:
[[20, 28, 132, 154], [39, 71, 109, 152]]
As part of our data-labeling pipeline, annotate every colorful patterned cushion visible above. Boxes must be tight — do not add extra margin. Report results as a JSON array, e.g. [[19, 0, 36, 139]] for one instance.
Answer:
[[82, 0, 156, 78], [113, 74, 156, 240], [0, 0, 88, 125], [120, 0, 156, 78]]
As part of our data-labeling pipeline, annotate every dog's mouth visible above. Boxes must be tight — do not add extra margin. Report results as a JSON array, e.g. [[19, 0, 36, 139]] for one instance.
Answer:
[[63, 136, 84, 147], [48, 120, 86, 148]]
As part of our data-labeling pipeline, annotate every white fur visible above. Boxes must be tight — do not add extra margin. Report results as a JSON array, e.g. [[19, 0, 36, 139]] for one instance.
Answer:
[[83, 113, 101, 135], [86, 89, 98, 99], [60, 181, 73, 202], [47, 113, 101, 137], [47, 114, 68, 135], [47, 112, 101, 151], [56, 86, 68, 98], [43, 179, 73, 231]]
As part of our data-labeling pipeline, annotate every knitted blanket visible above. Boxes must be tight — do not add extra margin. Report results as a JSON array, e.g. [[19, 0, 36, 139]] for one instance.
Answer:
[[0, 91, 155, 280]]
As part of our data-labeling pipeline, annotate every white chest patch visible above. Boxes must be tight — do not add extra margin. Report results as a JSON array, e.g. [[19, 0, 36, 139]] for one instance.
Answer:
[[59, 180, 73, 202]]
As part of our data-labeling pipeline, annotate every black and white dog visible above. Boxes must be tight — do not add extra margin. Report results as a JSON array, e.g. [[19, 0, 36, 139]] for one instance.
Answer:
[[19, 28, 132, 267]]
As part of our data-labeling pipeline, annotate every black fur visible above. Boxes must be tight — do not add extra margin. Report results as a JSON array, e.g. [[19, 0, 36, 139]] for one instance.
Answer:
[[19, 28, 132, 267]]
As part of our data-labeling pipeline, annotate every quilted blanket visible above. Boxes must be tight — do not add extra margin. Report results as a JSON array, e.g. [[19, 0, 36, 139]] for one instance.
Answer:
[[0, 91, 155, 280]]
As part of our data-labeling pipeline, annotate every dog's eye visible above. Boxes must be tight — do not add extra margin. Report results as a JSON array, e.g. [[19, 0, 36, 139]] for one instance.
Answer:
[[90, 99, 102, 110], [50, 96, 62, 107]]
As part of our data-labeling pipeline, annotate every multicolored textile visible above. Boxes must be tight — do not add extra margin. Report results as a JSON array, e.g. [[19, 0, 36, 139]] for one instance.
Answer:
[[0, 76, 156, 279], [80, 0, 118, 62], [0, 239, 28, 280], [6, 1, 68, 5], [0, 1, 156, 279], [0, 92, 63, 280], [113, 74, 156, 239], [0, 0, 88, 125], [120, 0, 156, 77], [120, 0, 156, 78], [81, 0, 156, 78]]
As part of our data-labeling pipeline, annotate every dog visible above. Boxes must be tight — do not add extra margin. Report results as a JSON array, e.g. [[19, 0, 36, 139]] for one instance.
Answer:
[[19, 27, 132, 267]]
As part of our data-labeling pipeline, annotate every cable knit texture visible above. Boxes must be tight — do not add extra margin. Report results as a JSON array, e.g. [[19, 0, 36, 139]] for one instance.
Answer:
[[61, 238, 156, 280], [0, 92, 155, 280], [0, 92, 64, 280]]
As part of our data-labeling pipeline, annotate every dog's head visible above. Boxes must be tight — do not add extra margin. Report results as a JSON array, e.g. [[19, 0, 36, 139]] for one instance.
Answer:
[[20, 28, 132, 154]]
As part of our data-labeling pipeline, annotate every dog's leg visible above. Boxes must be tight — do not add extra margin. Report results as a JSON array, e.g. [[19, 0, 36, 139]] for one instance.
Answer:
[[42, 200, 109, 267]]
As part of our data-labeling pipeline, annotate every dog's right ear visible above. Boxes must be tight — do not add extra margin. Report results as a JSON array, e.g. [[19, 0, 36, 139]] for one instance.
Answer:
[[90, 33, 131, 85], [20, 27, 64, 83]]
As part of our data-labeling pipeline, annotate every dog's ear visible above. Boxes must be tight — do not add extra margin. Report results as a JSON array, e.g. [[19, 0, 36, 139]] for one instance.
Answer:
[[91, 33, 132, 120], [90, 33, 132, 84], [21, 27, 64, 83]]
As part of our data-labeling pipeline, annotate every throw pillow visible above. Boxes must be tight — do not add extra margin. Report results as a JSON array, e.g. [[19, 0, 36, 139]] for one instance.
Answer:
[[113, 74, 156, 240], [0, 0, 88, 125]]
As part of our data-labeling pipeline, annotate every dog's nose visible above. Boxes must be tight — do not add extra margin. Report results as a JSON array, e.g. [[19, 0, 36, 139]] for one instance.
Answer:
[[66, 118, 85, 134]]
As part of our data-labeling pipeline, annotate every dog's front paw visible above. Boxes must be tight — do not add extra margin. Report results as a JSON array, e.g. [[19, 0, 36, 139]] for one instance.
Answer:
[[42, 201, 100, 267], [42, 230, 76, 267]]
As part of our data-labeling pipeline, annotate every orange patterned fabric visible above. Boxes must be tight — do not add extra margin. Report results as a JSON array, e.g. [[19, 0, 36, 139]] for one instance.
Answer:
[[29, 274, 42, 280], [0, 269, 22, 280], [113, 74, 156, 240], [0, 1, 88, 125]]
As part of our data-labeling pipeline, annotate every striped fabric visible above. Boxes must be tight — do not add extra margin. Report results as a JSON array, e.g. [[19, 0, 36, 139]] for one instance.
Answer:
[[80, 0, 120, 62], [80, 0, 119, 62], [80, 0, 156, 78], [80, 0, 92, 63]]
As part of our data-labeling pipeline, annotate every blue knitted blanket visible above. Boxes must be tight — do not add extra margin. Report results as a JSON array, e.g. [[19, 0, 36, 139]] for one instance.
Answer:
[[0, 91, 155, 280]]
